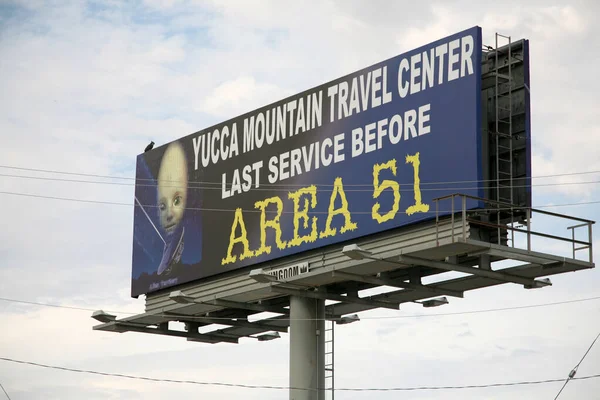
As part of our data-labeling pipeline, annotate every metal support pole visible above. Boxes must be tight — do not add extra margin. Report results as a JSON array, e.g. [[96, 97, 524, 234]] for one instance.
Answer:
[[588, 223, 594, 263], [290, 296, 325, 400], [331, 321, 335, 400], [526, 208, 531, 251]]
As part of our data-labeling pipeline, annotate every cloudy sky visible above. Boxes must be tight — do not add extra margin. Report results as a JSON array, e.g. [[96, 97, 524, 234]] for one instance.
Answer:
[[0, 0, 599, 399]]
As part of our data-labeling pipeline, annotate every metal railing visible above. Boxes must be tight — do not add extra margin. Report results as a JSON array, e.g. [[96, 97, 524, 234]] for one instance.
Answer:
[[433, 193, 595, 263]]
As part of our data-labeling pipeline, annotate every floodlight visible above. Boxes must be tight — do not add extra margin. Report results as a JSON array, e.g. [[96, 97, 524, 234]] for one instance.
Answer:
[[169, 290, 197, 304], [524, 278, 552, 289], [91, 310, 116, 323], [415, 296, 449, 308], [256, 331, 281, 341], [336, 314, 360, 325], [249, 268, 278, 283], [341, 244, 373, 260]]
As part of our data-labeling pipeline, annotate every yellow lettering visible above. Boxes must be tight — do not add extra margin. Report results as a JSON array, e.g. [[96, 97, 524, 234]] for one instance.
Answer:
[[221, 208, 254, 265], [288, 185, 318, 247], [254, 196, 287, 256], [371, 159, 400, 223], [405, 152, 430, 215], [320, 177, 357, 238]]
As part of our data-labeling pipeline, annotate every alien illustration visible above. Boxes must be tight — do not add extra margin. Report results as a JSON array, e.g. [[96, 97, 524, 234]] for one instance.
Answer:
[[156, 141, 188, 275]]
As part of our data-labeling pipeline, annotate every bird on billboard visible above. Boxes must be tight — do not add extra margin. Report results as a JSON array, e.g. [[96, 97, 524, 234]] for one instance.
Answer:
[[144, 141, 155, 152]]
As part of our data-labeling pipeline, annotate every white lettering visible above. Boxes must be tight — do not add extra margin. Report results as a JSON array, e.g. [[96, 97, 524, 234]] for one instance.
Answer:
[[422, 49, 434, 90], [398, 58, 410, 98], [268, 156, 278, 184], [352, 127, 364, 158], [242, 164, 252, 192], [372, 67, 382, 107], [382, 66, 393, 104], [461, 35, 474, 77], [448, 39, 460, 81], [321, 138, 333, 167], [389, 114, 402, 144], [410, 53, 421, 95], [220, 126, 229, 162], [404, 109, 417, 140], [349, 77, 360, 116], [221, 173, 230, 199], [327, 86, 337, 122], [419, 104, 431, 136], [338, 81, 349, 120], [435, 44, 448, 85], [333, 133, 345, 163], [193, 136, 201, 170], [211, 129, 220, 165], [365, 122, 377, 153]]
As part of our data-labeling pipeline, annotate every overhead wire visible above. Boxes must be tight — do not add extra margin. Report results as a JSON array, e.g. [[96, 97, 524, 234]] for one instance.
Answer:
[[0, 383, 10, 400], [0, 356, 599, 392], [1, 172, 600, 192], [0, 190, 599, 214], [0, 164, 599, 188], [2, 296, 600, 322], [554, 330, 600, 400], [0, 297, 136, 315]]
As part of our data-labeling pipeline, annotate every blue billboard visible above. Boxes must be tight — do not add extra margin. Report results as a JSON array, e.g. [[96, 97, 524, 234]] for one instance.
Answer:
[[131, 26, 483, 297]]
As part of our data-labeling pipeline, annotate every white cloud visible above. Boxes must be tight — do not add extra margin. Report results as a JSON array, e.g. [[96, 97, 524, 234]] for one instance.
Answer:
[[0, 1, 599, 399], [199, 76, 293, 118]]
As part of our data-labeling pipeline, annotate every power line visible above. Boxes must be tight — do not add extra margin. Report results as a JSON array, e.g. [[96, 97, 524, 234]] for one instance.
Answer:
[[554, 330, 600, 400], [2, 172, 600, 192], [0, 189, 599, 214], [0, 164, 599, 188], [0, 383, 11, 400], [0, 297, 138, 315], [2, 295, 600, 322], [0, 356, 599, 392], [139, 295, 600, 322], [0, 165, 135, 181]]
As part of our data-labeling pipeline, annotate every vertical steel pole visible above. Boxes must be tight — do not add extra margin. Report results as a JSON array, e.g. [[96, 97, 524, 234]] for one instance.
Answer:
[[451, 195, 455, 243], [526, 208, 531, 252], [435, 199, 439, 246], [572, 227, 576, 259], [461, 195, 467, 242], [331, 322, 335, 400], [588, 223, 594, 263], [290, 296, 325, 400]]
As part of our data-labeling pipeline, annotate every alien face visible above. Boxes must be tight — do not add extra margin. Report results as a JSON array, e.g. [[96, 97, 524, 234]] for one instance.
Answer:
[[157, 142, 188, 235]]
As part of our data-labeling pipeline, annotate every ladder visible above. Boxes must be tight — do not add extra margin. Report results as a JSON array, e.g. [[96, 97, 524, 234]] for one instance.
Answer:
[[492, 33, 514, 243], [324, 320, 335, 399]]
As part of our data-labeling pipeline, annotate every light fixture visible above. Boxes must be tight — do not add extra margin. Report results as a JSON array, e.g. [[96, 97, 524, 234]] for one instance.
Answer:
[[169, 290, 197, 304], [254, 331, 281, 341], [341, 244, 373, 260], [524, 277, 552, 289], [336, 314, 360, 325], [249, 268, 278, 283], [414, 296, 449, 308], [91, 310, 116, 323]]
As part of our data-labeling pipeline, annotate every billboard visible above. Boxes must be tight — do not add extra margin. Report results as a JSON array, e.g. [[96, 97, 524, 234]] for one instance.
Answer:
[[131, 26, 483, 297]]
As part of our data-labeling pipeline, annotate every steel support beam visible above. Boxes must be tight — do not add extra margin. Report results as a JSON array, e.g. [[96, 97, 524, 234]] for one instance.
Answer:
[[271, 285, 400, 310], [210, 299, 290, 315], [182, 316, 289, 333], [331, 270, 464, 298], [397, 254, 536, 286], [484, 248, 570, 266], [115, 323, 239, 344]]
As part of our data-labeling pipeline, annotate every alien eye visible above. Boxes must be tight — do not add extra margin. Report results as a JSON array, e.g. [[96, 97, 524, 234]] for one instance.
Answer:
[[173, 195, 182, 206], [159, 202, 166, 211]]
